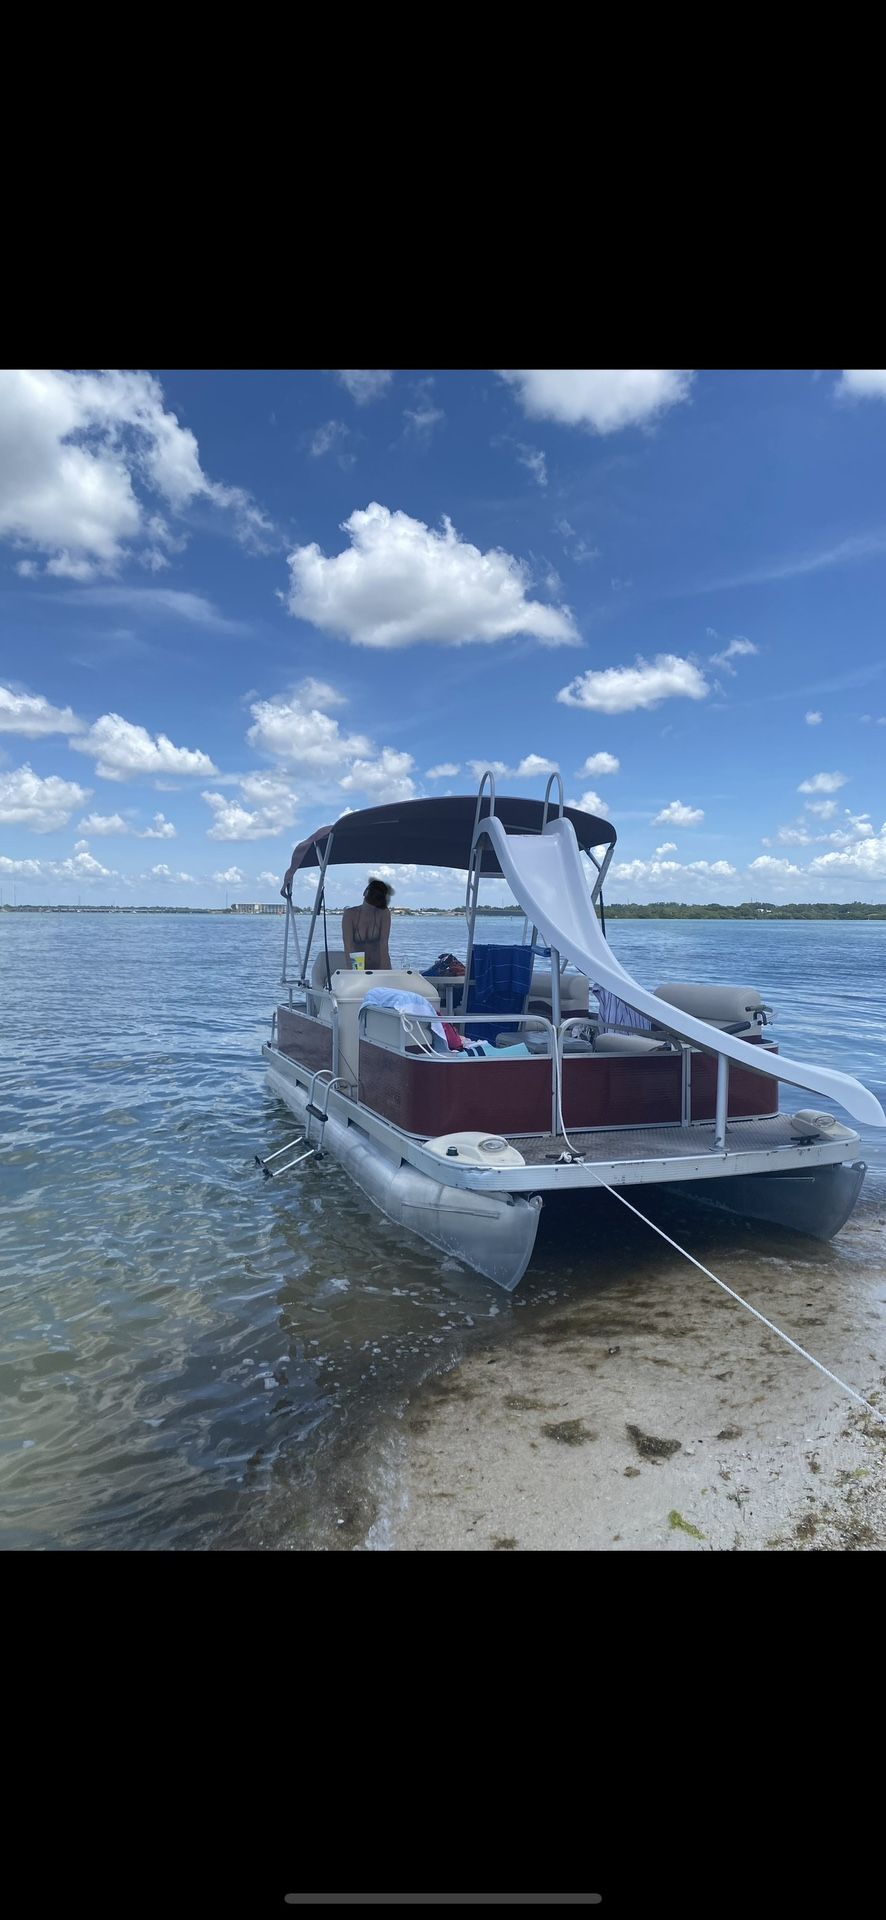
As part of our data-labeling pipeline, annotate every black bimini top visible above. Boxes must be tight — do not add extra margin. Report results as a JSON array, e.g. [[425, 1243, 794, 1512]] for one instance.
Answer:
[[281, 794, 616, 894]]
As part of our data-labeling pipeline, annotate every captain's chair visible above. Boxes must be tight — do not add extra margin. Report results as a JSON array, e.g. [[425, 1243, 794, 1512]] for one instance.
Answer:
[[307, 949, 349, 1014]]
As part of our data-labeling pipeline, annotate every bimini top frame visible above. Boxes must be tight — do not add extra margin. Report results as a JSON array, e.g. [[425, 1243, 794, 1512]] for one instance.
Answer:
[[279, 781, 617, 985]]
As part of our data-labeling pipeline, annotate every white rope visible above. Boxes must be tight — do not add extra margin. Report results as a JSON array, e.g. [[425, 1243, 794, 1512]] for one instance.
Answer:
[[552, 1039, 886, 1430]]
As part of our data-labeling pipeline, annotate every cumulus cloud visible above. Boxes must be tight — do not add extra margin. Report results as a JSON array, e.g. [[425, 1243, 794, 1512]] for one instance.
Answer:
[[805, 710, 823, 726], [72, 713, 218, 782], [142, 863, 195, 884], [247, 685, 371, 769], [749, 856, 802, 878], [653, 799, 704, 826], [74, 809, 177, 838], [76, 812, 128, 835], [467, 755, 559, 780], [808, 824, 886, 878], [499, 369, 693, 434], [797, 770, 848, 794], [284, 503, 578, 648], [0, 368, 273, 576], [655, 841, 677, 854], [557, 654, 708, 713], [203, 776, 299, 841], [427, 762, 460, 778], [339, 747, 417, 803], [336, 371, 392, 405], [0, 839, 115, 881], [576, 789, 607, 814], [609, 856, 733, 888], [836, 370, 886, 401], [212, 866, 247, 886], [0, 764, 91, 832], [0, 684, 83, 737], [577, 751, 619, 778], [806, 799, 837, 818]]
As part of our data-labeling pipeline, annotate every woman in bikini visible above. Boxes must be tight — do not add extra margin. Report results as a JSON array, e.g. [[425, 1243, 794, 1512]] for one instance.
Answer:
[[341, 878, 393, 970]]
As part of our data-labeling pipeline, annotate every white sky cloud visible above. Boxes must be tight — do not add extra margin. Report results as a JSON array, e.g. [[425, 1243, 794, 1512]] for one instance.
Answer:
[[0, 764, 91, 832], [0, 839, 115, 880], [212, 866, 247, 886], [806, 799, 837, 818], [655, 841, 677, 854], [339, 747, 417, 803], [609, 856, 733, 888], [72, 714, 218, 782], [516, 446, 548, 488], [202, 777, 299, 841], [499, 369, 693, 434], [653, 799, 704, 826], [557, 654, 708, 713], [836, 370, 886, 401], [285, 503, 578, 649], [805, 710, 823, 725], [577, 789, 606, 814], [0, 684, 83, 737], [749, 855, 802, 879], [247, 685, 371, 769], [427, 762, 460, 778], [74, 810, 177, 838], [467, 755, 559, 780], [65, 586, 246, 631], [797, 770, 848, 794], [142, 864, 195, 884], [577, 752, 619, 777], [336, 371, 392, 405], [77, 812, 128, 835], [808, 825, 886, 878], [708, 636, 758, 673], [0, 368, 273, 576]]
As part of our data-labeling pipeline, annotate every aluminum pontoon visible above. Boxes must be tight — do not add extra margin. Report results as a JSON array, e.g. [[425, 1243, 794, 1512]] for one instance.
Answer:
[[260, 775, 886, 1290]]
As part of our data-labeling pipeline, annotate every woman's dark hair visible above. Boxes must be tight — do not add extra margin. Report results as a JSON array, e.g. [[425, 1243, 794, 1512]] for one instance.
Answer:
[[364, 878, 393, 909]]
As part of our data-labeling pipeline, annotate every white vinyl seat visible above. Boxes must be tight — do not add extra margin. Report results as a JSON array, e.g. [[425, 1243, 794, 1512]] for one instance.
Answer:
[[653, 982, 772, 1035]]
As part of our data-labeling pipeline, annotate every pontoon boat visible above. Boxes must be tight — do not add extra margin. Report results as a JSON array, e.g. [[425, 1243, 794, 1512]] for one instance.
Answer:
[[260, 776, 886, 1290]]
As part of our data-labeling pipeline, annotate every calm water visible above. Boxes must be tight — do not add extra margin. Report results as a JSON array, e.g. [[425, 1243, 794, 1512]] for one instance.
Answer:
[[2, 910, 886, 1550]]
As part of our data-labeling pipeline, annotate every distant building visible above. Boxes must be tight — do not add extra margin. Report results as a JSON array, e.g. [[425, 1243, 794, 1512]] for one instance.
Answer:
[[231, 902, 284, 914]]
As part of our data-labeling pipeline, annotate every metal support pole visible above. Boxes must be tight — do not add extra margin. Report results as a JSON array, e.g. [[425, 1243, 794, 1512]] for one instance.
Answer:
[[550, 948, 562, 1029], [681, 1045, 692, 1127], [714, 1054, 729, 1149], [301, 833, 334, 982]]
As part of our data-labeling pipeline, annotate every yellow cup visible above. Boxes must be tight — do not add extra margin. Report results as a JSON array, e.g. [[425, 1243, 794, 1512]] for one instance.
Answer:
[[354, 953, 365, 970]]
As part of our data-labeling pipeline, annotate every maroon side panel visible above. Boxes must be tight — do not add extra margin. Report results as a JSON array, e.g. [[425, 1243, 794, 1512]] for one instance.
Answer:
[[358, 1042, 551, 1132], [275, 1006, 333, 1071], [359, 1039, 781, 1135]]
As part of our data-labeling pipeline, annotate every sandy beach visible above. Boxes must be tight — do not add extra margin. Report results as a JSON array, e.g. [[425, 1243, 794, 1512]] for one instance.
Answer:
[[371, 1186, 886, 1551]]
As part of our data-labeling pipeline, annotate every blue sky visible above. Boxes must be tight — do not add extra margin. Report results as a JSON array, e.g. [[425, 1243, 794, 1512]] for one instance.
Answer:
[[2, 365, 886, 906]]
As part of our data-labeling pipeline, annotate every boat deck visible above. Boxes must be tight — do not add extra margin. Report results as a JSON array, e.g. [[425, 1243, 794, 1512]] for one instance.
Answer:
[[508, 1114, 804, 1166]]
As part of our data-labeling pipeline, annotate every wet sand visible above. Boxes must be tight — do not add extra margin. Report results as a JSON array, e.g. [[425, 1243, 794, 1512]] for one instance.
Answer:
[[370, 1186, 886, 1551]]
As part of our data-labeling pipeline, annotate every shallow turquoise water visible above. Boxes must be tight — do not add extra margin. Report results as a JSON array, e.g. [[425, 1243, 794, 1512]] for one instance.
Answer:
[[2, 911, 885, 1549]]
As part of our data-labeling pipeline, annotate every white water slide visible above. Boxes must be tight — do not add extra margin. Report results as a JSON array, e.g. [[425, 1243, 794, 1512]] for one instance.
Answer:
[[479, 813, 886, 1131]]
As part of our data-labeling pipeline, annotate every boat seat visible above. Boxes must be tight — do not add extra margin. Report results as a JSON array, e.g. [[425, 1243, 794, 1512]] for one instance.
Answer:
[[306, 949, 350, 1015], [331, 968, 440, 1092], [593, 1032, 671, 1055], [527, 968, 589, 1015], [653, 982, 772, 1035]]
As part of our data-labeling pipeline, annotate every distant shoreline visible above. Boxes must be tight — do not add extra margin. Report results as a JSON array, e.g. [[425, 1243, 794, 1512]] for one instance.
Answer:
[[3, 902, 886, 921]]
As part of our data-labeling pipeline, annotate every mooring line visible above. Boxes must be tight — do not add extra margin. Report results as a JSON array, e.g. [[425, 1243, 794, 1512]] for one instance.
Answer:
[[551, 1046, 886, 1429]]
